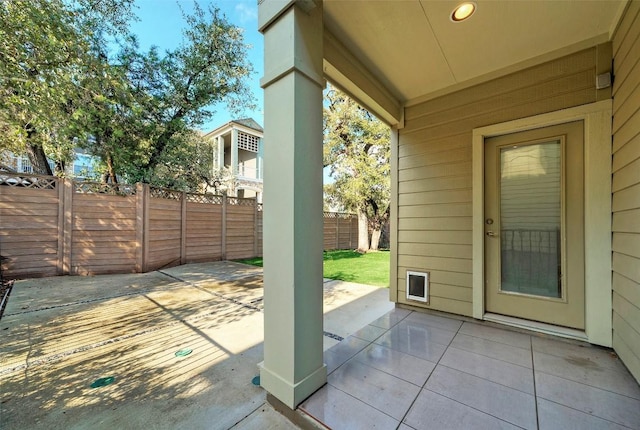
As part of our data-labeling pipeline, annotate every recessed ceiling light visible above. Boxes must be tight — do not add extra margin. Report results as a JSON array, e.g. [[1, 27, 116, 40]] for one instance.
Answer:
[[451, 2, 476, 22]]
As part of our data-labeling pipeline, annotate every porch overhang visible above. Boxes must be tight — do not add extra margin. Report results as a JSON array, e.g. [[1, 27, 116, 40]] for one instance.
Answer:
[[257, 0, 633, 410], [323, 30, 404, 128]]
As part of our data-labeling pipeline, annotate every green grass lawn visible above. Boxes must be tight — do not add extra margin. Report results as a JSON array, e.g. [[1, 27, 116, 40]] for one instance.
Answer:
[[236, 249, 390, 287]]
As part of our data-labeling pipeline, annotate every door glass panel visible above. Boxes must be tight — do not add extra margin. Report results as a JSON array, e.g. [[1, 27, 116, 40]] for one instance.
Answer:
[[500, 141, 561, 298]]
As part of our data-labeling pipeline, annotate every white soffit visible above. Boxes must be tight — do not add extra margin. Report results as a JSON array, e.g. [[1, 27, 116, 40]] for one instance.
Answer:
[[323, 0, 626, 105]]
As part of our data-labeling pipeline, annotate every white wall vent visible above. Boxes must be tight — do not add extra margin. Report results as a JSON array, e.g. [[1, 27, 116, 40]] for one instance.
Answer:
[[406, 271, 429, 303]]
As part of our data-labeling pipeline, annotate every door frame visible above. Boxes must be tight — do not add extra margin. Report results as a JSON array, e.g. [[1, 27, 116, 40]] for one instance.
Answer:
[[471, 99, 612, 347]]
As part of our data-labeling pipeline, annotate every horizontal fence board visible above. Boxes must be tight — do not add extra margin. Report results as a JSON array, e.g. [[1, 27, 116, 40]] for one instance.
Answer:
[[73, 231, 137, 240], [3, 255, 58, 268], [148, 231, 182, 241], [74, 193, 135, 204], [186, 237, 222, 245], [1, 240, 57, 250], [0, 191, 58, 203], [72, 256, 136, 266], [149, 199, 181, 210], [73, 247, 137, 257], [186, 222, 221, 231], [5, 246, 58, 257], [72, 264, 137, 276], [2, 220, 58, 229], [1, 229, 58, 239], [149, 239, 181, 250], [73, 222, 136, 231], [0, 207, 58, 217], [73, 208, 136, 218]]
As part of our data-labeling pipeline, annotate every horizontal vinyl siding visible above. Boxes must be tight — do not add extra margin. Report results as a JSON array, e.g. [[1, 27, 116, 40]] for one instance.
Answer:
[[612, 0, 640, 384], [396, 46, 603, 315]]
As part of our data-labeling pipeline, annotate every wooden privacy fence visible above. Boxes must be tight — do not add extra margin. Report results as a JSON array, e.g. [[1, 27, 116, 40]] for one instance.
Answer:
[[0, 172, 358, 279]]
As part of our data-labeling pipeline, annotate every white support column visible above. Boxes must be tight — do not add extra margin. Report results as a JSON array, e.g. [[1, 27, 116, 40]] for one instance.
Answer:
[[259, 0, 325, 409], [257, 137, 264, 180], [231, 128, 239, 176], [217, 135, 224, 170]]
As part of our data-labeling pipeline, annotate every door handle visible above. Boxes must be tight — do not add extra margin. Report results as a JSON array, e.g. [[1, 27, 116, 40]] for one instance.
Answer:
[[486, 231, 496, 237]]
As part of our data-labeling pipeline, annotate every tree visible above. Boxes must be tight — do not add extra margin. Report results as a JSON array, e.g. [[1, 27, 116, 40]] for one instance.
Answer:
[[109, 3, 255, 184], [148, 129, 233, 193], [0, 0, 135, 174], [323, 85, 391, 251], [1, 1, 255, 190]]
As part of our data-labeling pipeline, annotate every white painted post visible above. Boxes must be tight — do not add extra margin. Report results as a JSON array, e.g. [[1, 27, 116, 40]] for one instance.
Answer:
[[258, 0, 326, 409], [257, 137, 264, 180], [231, 128, 239, 177], [217, 135, 224, 170]]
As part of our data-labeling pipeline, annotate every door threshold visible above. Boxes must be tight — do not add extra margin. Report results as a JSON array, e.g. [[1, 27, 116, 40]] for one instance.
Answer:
[[483, 313, 588, 342]]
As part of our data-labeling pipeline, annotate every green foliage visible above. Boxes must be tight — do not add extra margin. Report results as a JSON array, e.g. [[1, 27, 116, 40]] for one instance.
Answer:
[[120, 3, 255, 183], [236, 250, 390, 287], [0, 0, 255, 191], [148, 130, 233, 193], [0, 0, 135, 173], [323, 85, 391, 246]]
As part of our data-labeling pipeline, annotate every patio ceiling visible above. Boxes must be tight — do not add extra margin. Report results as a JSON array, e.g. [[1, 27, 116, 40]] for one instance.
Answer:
[[323, 0, 626, 125]]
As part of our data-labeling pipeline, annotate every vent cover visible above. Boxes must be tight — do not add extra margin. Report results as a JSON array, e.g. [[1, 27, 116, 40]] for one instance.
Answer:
[[406, 271, 429, 303], [238, 132, 259, 153]]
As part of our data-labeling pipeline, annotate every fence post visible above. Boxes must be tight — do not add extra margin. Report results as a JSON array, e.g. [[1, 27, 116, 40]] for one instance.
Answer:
[[335, 214, 340, 250], [62, 178, 73, 275], [350, 215, 355, 249], [181, 191, 187, 265], [221, 194, 227, 260], [135, 183, 145, 273], [142, 184, 150, 272], [55, 178, 64, 275], [253, 198, 259, 257]]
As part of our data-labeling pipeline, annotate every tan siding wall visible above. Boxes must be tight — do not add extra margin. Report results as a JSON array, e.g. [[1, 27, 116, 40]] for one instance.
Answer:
[[612, 0, 640, 384], [396, 46, 604, 315]]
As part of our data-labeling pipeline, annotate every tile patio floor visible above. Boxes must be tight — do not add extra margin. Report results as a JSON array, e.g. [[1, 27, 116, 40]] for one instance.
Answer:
[[300, 308, 640, 430]]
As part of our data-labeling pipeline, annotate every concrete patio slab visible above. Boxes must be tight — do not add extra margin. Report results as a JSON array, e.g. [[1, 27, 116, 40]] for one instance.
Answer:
[[0, 261, 393, 430]]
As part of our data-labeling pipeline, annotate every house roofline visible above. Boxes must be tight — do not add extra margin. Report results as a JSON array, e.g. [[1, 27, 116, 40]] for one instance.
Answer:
[[203, 119, 264, 139]]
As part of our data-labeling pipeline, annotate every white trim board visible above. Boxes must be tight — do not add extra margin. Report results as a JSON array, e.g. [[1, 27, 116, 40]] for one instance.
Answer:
[[472, 99, 613, 347]]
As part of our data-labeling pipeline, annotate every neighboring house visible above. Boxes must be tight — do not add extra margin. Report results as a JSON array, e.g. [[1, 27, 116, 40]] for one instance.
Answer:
[[257, 0, 640, 409], [203, 118, 264, 202], [2, 148, 98, 180]]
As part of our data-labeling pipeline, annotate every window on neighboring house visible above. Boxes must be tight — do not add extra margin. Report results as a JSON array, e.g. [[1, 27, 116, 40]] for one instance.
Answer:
[[20, 156, 33, 173], [73, 154, 95, 178]]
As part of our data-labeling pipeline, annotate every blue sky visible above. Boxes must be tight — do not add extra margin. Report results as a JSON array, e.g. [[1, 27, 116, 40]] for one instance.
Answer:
[[130, 0, 264, 133], [130, 1, 333, 183]]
